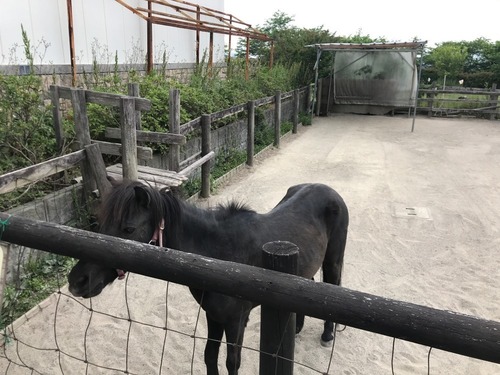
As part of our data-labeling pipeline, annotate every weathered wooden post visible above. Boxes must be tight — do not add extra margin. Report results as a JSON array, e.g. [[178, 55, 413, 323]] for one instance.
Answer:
[[84, 143, 112, 197], [169, 89, 181, 172], [70, 88, 96, 196], [427, 91, 435, 117], [315, 78, 323, 116], [128, 83, 142, 130], [427, 83, 436, 117], [200, 114, 211, 198], [50, 85, 64, 152], [120, 97, 138, 181], [274, 91, 282, 148], [305, 84, 311, 113], [260, 241, 298, 375], [489, 83, 498, 121], [247, 100, 255, 167], [292, 89, 299, 134]]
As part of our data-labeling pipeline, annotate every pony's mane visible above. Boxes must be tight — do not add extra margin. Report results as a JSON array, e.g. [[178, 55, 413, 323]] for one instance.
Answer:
[[98, 180, 180, 231], [214, 201, 255, 220]]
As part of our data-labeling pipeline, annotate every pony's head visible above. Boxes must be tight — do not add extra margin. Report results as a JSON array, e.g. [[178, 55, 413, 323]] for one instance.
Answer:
[[67, 179, 180, 298]]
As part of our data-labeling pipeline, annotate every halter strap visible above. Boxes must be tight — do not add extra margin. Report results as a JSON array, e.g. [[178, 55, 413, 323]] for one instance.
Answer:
[[149, 218, 165, 247], [116, 218, 165, 280]]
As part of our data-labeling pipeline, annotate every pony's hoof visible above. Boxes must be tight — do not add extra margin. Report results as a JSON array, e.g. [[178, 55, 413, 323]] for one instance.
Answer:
[[320, 338, 333, 348]]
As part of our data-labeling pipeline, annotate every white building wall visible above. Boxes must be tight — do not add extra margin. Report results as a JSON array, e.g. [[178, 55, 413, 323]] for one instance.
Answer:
[[0, 0, 225, 66]]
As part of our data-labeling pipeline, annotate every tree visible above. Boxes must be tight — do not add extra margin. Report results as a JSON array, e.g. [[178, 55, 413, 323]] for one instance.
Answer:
[[236, 11, 340, 85], [429, 42, 467, 88]]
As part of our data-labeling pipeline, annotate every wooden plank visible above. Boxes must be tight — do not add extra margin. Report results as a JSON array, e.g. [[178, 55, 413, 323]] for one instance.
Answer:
[[178, 151, 215, 177], [255, 95, 275, 107], [84, 144, 112, 197], [179, 151, 202, 170], [107, 164, 187, 182], [71, 88, 91, 147], [55, 85, 72, 99], [120, 97, 138, 180], [260, 242, 298, 375], [274, 91, 281, 148], [55, 86, 151, 111], [420, 88, 499, 95], [105, 128, 186, 145], [137, 164, 186, 179], [200, 114, 211, 198], [92, 141, 153, 160], [247, 100, 255, 167], [50, 85, 64, 151], [292, 89, 299, 134], [180, 117, 201, 135], [210, 102, 247, 122], [87, 91, 151, 111], [0, 150, 86, 194], [169, 89, 181, 172], [128, 83, 142, 129], [106, 164, 187, 187]]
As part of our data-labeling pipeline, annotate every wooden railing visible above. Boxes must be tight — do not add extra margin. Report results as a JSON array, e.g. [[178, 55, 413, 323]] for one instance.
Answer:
[[1, 83, 310, 201], [418, 84, 499, 119]]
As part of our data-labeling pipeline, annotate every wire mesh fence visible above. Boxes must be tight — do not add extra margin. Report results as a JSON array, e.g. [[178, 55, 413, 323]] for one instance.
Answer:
[[1, 255, 499, 375]]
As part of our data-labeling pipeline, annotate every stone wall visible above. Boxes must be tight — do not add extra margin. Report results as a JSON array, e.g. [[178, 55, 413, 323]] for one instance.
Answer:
[[149, 92, 306, 171], [1, 185, 84, 286], [0, 62, 226, 91]]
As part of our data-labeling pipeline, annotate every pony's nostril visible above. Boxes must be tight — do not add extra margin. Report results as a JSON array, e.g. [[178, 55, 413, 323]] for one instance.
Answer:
[[75, 275, 89, 288]]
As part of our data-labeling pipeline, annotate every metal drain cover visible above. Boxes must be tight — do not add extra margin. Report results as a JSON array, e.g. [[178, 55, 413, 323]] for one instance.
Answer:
[[393, 205, 431, 219]]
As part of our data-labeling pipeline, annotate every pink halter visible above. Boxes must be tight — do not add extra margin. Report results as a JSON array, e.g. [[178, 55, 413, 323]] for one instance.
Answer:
[[116, 218, 165, 280]]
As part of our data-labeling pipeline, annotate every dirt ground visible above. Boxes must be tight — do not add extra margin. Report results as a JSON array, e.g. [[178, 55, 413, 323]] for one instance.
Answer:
[[197, 113, 500, 374], [1, 113, 499, 374]]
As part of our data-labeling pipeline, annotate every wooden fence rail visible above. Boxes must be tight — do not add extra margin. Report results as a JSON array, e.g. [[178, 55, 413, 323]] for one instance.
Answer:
[[418, 84, 499, 119], [0, 144, 109, 196], [315, 79, 499, 120], [1, 213, 499, 365]]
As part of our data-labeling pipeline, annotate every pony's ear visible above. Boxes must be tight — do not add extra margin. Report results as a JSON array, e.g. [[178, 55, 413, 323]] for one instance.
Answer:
[[134, 186, 151, 208], [107, 175, 120, 186]]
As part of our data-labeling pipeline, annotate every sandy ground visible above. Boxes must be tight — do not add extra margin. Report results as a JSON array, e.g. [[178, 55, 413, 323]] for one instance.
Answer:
[[1, 114, 499, 374]]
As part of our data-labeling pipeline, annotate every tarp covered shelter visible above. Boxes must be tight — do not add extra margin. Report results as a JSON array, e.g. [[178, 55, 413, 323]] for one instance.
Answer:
[[310, 42, 426, 123]]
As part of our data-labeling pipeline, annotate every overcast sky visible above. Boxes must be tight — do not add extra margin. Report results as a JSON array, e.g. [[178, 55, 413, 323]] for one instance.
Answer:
[[225, 0, 500, 48]]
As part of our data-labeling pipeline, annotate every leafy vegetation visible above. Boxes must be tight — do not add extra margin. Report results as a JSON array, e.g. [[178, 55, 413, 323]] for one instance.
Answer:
[[1, 254, 76, 329], [422, 39, 500, 88], [239, 11, 499, 89]]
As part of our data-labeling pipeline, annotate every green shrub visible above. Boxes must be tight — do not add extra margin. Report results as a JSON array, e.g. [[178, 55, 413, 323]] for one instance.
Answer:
[[0, 254, 76, 329]]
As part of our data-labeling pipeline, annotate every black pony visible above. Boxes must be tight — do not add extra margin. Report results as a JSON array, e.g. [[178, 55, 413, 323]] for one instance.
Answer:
[[68, 180, 348, 375]]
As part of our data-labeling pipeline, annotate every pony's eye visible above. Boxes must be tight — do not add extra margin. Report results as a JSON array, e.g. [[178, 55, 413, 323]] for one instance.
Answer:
[[124, 227, 135, 234]]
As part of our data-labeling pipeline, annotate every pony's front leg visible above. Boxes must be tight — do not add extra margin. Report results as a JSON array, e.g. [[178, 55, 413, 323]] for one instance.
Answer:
[[205, 315, 224, 375], [224, 312, 250, 375], [321, 321, 335, 347]]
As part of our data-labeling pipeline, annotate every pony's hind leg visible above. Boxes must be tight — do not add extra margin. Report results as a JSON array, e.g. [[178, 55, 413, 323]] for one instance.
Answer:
[[205, 315, 224, 375], [321, 214, 348, 346], [296, 277, 314, 334]]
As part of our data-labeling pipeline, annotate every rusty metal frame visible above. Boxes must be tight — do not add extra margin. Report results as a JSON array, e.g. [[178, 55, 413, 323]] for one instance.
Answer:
[[65, 0, 273, 84], [114, 0, 273, 74]]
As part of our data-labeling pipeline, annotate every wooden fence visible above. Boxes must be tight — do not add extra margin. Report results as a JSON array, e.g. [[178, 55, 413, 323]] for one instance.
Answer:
[[42, 83, 310, 200], [315, 78, 499, 119], [0, 83, 310, 198], [418, 84, 499, 119], [1, 213, 499, 368]]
